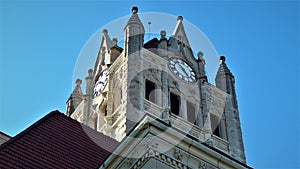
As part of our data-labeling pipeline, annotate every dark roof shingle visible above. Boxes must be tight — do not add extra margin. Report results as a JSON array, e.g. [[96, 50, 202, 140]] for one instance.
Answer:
[[0, 110, 119, 169]]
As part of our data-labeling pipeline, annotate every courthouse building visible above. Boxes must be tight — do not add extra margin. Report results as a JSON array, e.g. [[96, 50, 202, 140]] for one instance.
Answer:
[[0, 7, 251, 169]]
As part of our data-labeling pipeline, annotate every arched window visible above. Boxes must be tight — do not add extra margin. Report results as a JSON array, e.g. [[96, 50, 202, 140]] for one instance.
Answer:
[[186, 101, 196, 124], [170, 92, 180, 116], [145, 80, 156, 103], [210, 114, 225, 139]]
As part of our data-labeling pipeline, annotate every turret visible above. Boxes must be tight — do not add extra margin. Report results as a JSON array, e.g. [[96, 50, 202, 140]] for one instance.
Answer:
[[215, 56, 246, 163], [124, 6, 145, 56], [215, 56, 237, 107], [122, 7, 145, 135], [66, 79, 83, 116]]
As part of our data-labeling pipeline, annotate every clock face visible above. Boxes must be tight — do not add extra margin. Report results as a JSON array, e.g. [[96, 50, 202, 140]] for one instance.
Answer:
[[169, 58, 197, 83], [93, 69, 109, 97]]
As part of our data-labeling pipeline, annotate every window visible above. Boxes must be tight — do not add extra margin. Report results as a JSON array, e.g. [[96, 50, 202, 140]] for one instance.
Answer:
[[187, 101, 196, 124], [145, 80, 156, 103], [170, 93, 180, 115], [100, 103, 107, 117], [210, 114, 222, 138], [104, 107, 107, 116]]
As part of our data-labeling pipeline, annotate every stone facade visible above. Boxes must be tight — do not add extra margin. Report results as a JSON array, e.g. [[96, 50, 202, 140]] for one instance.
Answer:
[[99, 115, 250, 169], [66, 6, 248, 167]]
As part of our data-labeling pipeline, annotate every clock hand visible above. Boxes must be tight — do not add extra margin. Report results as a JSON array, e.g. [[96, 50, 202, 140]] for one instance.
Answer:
[[178, 64, 188, 76]]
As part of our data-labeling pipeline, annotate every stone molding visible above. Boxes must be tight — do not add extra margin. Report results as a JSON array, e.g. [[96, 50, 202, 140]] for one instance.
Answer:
[[130, 148, 191, 169]]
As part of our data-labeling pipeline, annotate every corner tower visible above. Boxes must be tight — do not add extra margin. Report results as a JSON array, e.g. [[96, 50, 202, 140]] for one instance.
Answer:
[[215, 56, 246, 163], [124, 6, 145, 56], [122, 6, 146, 135]]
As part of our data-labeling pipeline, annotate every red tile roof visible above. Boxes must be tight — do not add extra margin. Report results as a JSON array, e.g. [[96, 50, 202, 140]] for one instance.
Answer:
[[0, 110, 119, 169]]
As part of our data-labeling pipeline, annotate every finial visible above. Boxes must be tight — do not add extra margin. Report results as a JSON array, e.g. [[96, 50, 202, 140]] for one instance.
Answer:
[[88, 69, 93, 77], [132, 6, 138, 14], [177, 16, 183, 21], [160, 30, 166, 39], [75, 79, 82, 86], [220, 56, 226, 64], [148, 21, 151, 35], [197, 51, 206, 65], [112, 38, 118, 45], [197, 51, 204, 59], [102, 29, 108, 34]]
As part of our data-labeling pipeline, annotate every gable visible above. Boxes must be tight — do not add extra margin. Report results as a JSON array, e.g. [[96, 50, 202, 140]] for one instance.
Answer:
[[94, 29, 114, 78], [171, 16, 191, 48], [167, 17, 196, 67]]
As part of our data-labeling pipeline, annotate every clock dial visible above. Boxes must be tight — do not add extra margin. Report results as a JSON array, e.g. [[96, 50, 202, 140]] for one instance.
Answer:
[[169, 58, 197, 83], [93, 69, 109, 97]]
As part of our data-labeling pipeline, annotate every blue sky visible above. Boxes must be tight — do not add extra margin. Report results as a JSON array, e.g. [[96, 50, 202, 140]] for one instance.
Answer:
[[0, 1, 299, 168]]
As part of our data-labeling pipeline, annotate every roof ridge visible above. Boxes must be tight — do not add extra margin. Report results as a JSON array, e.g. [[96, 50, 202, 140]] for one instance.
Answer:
[[0, 110, 62, 149]]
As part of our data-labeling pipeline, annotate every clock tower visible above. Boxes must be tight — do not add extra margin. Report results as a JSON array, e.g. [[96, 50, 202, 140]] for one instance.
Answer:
[[66, 6, 247, 165]]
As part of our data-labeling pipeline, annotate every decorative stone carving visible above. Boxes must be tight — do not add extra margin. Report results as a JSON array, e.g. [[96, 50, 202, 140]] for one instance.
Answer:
[[173, 148, 183, 161], [142, 136, 159, 149], [131, 148, 191, 169], [198, 161, 207, 169], [126, 158, 135, 167]]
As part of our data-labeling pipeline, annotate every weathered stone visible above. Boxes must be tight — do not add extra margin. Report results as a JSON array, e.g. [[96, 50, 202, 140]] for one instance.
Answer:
[[67, 7, 248, 168]]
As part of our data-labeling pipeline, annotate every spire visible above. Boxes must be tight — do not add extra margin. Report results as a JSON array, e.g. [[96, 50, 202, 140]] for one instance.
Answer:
[[124, 6, 145, 31], [216, 56, 234, 78], [168, 16, 194, 59], [66, 79, 83, 116], [72, 79, 84, 99], [94, 29, 113, 76], [215, 56, 237, 109], [124, 6, 145, 56], [170, 16, 191, 47], [215, 56, 235, 94], [215, 56, 246, 163]]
